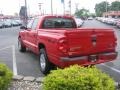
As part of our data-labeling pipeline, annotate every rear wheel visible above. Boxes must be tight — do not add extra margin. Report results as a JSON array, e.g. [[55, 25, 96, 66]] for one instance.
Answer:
[[18, 38, 26, 52], [39, 48, 55, 75]]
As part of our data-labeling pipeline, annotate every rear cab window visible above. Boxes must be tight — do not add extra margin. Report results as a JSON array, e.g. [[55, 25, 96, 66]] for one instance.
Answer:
[[42, 17, 77, 29]]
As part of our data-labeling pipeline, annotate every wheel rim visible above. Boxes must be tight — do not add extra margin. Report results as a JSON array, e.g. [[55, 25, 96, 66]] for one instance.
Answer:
[[40, 54, 46, 71]]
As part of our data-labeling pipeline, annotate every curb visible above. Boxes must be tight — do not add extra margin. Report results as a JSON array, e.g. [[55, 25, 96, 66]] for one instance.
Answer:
[[12, 75, 120, 89], [12, 75, 44, 83]]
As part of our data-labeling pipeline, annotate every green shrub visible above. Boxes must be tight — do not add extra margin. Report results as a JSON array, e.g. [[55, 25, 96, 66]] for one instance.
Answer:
[[0, 63, 13, 90], [43, 65, 115, 90]]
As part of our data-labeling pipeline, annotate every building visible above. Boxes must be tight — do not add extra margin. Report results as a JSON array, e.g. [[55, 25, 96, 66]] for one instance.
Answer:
[[103, 11, 120, 18]]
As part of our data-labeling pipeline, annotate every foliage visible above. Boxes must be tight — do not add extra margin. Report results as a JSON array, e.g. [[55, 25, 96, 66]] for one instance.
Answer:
[[43, 65, 115, 90], [0, 63, 13, 90], [95, 1, 110, 16], [89, 13, 96, 18], [95, 1, 120, 16], [74, 8, 89, 19], [110, 1, 120, 11]]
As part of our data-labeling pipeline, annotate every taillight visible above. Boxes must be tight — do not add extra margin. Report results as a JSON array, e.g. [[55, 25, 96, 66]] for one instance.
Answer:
[[58, 38, 68, 53]]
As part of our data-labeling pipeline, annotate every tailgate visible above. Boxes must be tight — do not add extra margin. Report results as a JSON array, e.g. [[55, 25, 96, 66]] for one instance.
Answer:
[[66, 29, 116, 56]]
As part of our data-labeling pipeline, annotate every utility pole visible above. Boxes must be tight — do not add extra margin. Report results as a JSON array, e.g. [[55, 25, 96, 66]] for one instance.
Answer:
[[25, 0, 27, 17], [105, 0, 108, 17], [51, 0, 53, 15], [24, 0, 28, 26], [38, 3, 43, 15], [68, 0, 71, 15], [61, 0, 65, 15]]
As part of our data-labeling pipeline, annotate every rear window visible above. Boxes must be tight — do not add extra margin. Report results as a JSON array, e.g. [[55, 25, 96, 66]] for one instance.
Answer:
[[42, 18, 76, 28]]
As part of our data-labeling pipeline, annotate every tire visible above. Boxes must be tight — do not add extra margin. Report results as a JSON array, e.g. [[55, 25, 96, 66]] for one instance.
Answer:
[[18, 38, 26, 52], [39, 48, 55, 75]]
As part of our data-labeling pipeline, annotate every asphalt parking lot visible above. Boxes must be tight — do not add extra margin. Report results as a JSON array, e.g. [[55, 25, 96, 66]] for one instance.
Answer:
[[0, 20, 120, 81], [0, 27, 44, 77]]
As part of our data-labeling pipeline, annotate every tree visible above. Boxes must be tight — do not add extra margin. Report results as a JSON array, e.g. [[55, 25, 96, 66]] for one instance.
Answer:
[[74, 8, 89, 19], [89, 13, 96, 18], [110, 1, 120, 11], [95, 1, 110, 16]]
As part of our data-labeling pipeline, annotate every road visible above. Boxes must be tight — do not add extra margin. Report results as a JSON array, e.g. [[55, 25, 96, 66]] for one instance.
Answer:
[[0, 27, 44, 77], [0, 20, 120, 82]]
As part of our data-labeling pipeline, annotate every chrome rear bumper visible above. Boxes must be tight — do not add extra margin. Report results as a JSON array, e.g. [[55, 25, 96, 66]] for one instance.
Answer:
[[60, 52, 117, 61]]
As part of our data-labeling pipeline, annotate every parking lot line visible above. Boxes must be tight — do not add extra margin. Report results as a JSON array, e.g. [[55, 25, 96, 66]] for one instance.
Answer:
[[0, 45, 18, 75], [101, 63, 120, 74], [12, 45, 17, 75]]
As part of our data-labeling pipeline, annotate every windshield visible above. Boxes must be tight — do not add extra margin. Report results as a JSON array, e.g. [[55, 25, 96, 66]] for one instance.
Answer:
[[43, 18, 76, 28]]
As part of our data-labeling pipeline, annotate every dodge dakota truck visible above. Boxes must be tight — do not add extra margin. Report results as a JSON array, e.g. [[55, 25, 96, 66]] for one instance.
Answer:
[[18, 15, 117, 74]]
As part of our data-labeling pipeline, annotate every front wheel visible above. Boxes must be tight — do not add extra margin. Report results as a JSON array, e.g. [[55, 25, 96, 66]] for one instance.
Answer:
[[18, 38, 26, 52], [39, 48, 55, 75]]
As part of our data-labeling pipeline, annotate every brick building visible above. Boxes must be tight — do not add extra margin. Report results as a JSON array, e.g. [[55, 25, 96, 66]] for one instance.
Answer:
[[103, 11, 120, 18]]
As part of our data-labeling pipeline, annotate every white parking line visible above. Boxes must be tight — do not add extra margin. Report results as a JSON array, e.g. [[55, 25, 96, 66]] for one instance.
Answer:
[[101, 63, 120, 74], [0, 45, 18, 75], [12, 45, 17, 75]]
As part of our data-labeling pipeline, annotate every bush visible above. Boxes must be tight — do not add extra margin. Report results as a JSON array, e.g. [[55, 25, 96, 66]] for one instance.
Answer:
[[43, 65, 115, 90], [0, 63, 13, 90]]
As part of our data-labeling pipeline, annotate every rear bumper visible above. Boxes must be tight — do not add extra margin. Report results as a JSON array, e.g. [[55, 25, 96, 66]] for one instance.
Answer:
[[61, 52, 117, 61], [60, 56, 87, 61], [60, 52, 117, 67]]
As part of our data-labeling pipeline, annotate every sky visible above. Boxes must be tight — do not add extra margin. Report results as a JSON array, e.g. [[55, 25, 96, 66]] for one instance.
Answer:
[[0, 0, 117, 16]]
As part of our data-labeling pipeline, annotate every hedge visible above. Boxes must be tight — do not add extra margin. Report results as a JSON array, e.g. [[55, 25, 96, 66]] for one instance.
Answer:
[[43, 65, 115, 90], [0, 63, 13, 90]]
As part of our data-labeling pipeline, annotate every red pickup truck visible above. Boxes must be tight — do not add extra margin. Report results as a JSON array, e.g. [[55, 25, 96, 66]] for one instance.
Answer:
[[18, 15, 117, 74]]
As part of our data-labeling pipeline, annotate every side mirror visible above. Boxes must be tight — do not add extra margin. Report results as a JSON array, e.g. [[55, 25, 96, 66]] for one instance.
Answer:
[[20, 26, 27, 29]]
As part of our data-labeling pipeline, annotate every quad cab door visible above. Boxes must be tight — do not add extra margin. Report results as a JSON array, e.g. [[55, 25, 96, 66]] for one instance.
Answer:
[[25, 18, 39, 52], [23, 19, 34, 48]]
